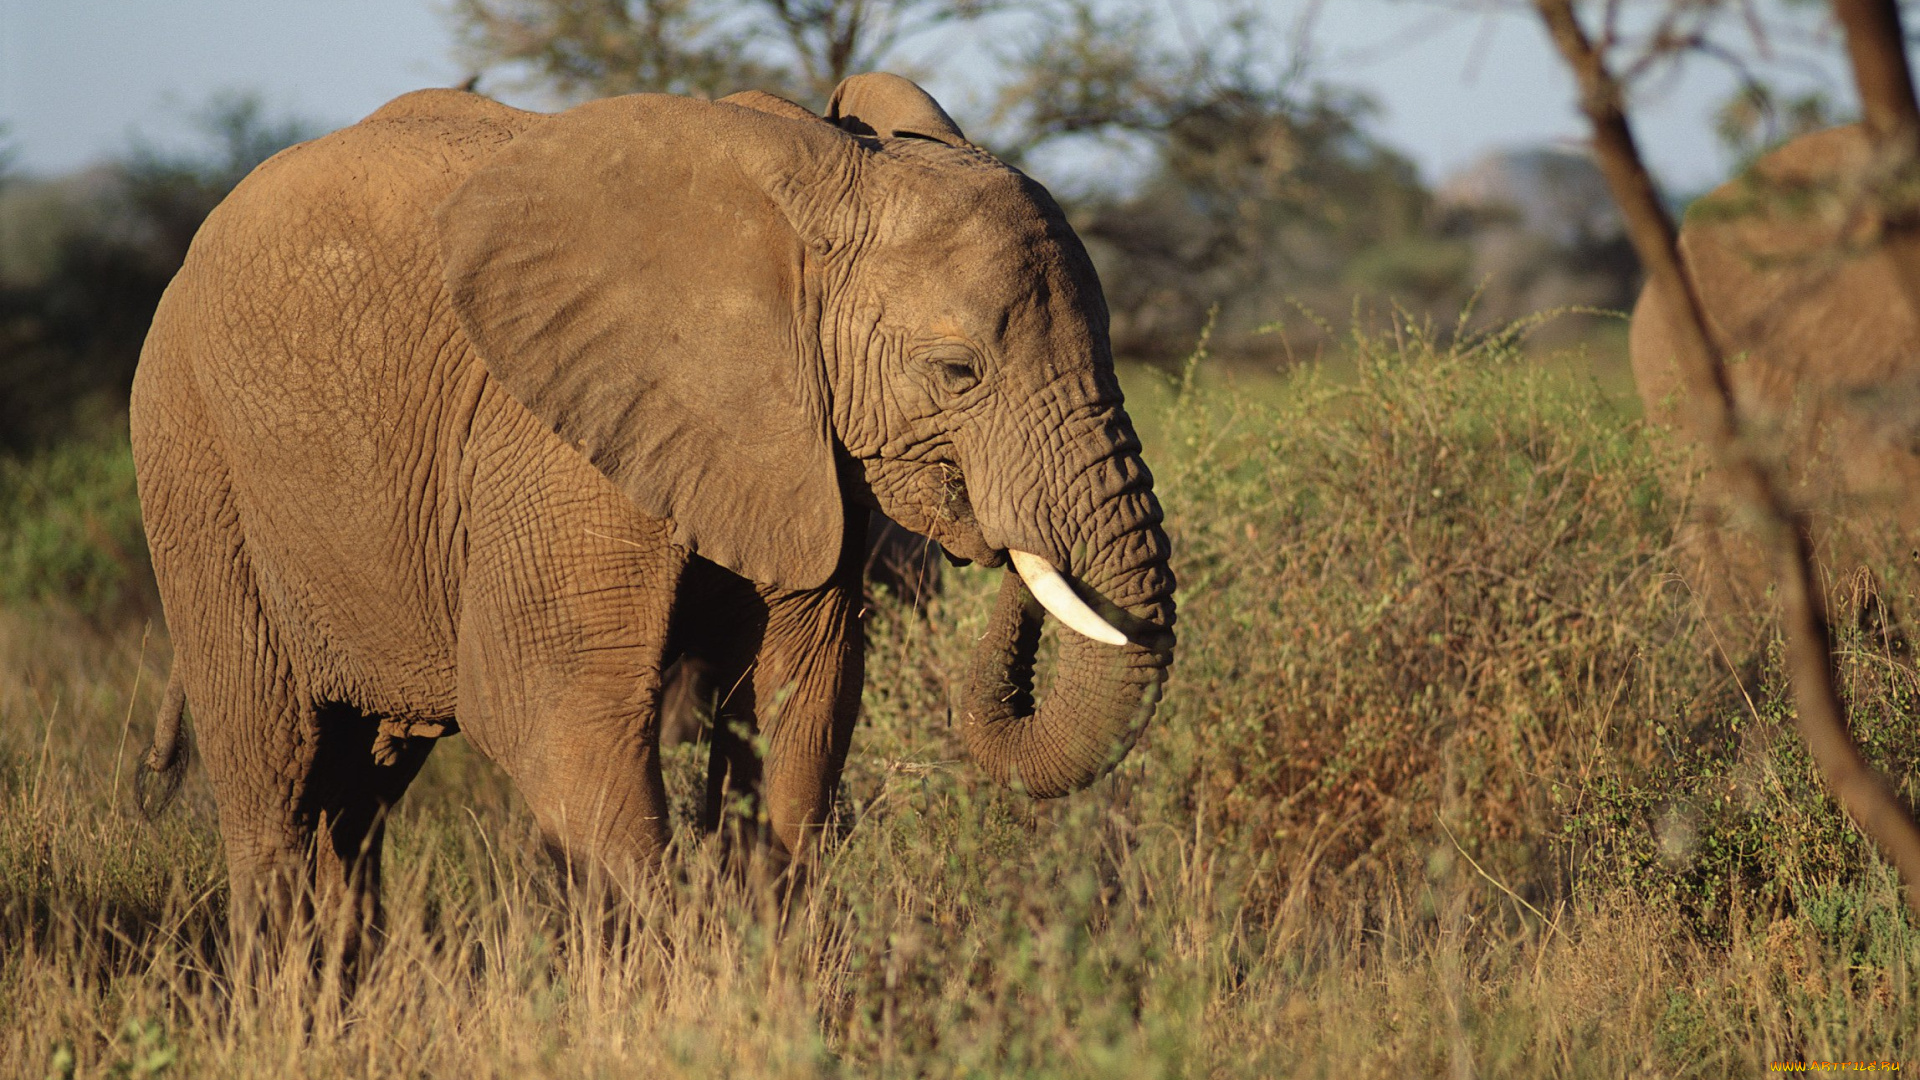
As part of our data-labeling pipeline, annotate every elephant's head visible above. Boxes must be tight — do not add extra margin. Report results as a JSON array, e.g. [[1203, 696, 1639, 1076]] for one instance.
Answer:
[[435, 73, 1175, 797]]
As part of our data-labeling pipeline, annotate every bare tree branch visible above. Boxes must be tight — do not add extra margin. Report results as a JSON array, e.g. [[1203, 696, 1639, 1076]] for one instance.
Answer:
[[1534, 0, 1920, 917], [1832, 0, 1920, 318], [1835, 0, 1920, 143]]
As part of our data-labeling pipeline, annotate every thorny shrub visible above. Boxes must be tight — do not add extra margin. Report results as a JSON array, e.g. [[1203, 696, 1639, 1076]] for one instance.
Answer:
[[1144, 320, 1698, 907]]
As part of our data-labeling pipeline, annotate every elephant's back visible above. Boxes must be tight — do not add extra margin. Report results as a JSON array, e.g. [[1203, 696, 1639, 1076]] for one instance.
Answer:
[[1684, 125, 1919, 394], [1647, 127, 1920, 393], [150, 89, 545, 518], [1632, 125, 1920, 486], [157, 90, 542, 417], [184, 90, 539, 295]]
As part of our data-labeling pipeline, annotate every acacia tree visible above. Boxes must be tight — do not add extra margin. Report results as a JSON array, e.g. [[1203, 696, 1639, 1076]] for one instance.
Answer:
[[450, 0, 1000, 105], [450, 0, 771, 100], [762, 0, 1001, 102], [995, 1, 1437, 363], [1533, 0, 1920, 913]]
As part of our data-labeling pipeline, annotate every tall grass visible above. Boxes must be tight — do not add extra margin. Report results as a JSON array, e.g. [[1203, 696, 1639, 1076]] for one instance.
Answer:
[[2, 326, 1917, 1076]]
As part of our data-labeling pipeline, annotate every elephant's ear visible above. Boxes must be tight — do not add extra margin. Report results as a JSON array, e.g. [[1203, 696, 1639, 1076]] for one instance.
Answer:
[[826, 73, 969, 147], [436, 94, 854, 590]]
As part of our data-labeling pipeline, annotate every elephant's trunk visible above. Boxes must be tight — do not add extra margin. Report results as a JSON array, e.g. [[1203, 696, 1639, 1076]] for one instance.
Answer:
[[957, 536, 1175, 798]]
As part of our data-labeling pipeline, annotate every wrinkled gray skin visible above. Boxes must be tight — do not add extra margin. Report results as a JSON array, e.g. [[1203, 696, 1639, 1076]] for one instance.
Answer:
[[131, 74, 1175, 962]]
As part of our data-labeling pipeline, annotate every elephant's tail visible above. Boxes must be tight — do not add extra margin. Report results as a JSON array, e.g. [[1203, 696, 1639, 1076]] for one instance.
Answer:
[[133, 666, 189, 819]]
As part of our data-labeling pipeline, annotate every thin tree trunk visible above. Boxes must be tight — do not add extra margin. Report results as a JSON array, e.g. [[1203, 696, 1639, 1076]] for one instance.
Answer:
[[1534, 0, 1920, 915], [1834, 0, 1920, 142], [1833, 0, 1920, 321]]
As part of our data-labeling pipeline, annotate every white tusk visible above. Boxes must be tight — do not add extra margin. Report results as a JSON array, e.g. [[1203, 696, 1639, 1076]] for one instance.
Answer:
[[1008, 549, 1130, 647]]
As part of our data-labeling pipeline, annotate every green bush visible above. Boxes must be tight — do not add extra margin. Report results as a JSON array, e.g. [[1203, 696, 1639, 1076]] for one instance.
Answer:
[[1565, 608, 1920, 941], [0, 435, 151, 618], [1135, 321, 1696, 906]]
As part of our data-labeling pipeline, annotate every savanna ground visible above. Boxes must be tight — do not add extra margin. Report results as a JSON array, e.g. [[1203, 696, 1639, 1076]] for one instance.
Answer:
[[3, 322, 1918, 1077]]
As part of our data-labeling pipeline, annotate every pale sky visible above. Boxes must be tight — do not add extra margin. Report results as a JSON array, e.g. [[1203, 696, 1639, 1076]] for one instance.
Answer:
[[0, 0, 1864, 193]]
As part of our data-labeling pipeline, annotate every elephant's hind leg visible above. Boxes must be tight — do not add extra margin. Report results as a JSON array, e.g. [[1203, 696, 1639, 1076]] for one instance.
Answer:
[[197, 682, 432, 984], [172, 622, 325, 980], [136, 350, 435, 983], [300, 704, 437, 974], [134, 425, 332, 976], [159, 560, 427, 980], [199, 683, 315, 975]]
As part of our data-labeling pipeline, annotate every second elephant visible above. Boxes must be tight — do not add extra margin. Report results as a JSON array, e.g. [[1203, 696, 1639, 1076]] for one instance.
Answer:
[[1631, 123, 1920, 600]]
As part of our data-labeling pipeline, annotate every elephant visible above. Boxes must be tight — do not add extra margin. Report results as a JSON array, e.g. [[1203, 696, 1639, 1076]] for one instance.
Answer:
[[1630, 123, 1920, 606], [129, 73, 1176, 961]]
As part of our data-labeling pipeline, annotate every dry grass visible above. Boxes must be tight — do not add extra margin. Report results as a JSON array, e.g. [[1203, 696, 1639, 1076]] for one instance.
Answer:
[[2, 325, 1917, 1076]]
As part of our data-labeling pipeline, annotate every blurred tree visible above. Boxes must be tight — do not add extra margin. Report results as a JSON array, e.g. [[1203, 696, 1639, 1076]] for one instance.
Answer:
[[991, 0, 1447, 364], [0, 93, 317, 452], [452, 0, 1000, 106], [1715, 80, 1841, 164], [762, 0, 1001, 102], [450, 0, 783, 100]]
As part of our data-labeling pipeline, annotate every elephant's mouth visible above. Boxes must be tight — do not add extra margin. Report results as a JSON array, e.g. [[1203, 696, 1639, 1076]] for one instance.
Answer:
[[919, 465, 1002, 567], [853, 460, 1166, 652], [917, 467, 1147, 647]]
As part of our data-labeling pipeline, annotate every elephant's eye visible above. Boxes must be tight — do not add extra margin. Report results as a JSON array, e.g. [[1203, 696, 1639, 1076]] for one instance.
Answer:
[[923, 347, 981, 394]]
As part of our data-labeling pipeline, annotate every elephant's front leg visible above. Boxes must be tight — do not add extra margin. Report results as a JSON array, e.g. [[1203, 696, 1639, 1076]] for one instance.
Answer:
[[751, 579, 865, 863], [682, 515, 866, 871], [454, 427, 690, 890]]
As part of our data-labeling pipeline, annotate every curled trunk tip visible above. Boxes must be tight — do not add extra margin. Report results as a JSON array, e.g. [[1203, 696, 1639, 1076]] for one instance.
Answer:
[[958, 569, 1173, 798]]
